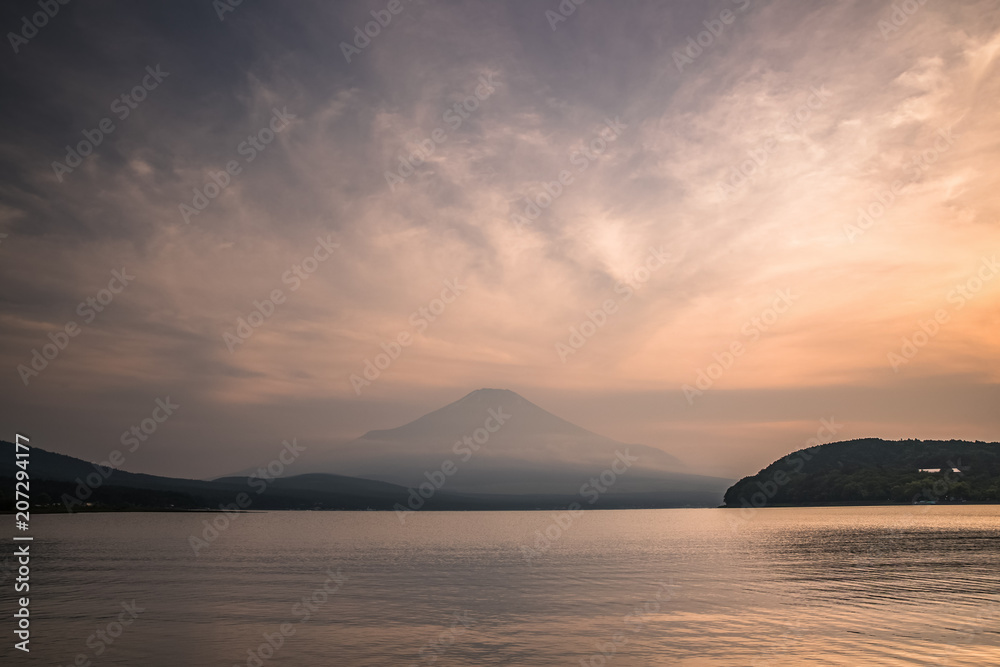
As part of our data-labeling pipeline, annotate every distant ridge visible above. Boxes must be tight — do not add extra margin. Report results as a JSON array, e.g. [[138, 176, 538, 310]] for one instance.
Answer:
[[0, 440, 422, 512]]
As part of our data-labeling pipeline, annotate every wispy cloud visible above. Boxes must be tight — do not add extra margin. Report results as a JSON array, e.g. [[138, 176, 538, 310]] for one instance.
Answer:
[[0, 0, 997, 477]]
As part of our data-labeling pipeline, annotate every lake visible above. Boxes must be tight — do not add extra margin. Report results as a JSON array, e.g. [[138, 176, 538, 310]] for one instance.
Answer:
[[5, 506, 999, 666]]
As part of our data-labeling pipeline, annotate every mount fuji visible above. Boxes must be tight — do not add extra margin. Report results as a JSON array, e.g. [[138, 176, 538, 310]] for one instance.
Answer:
[[301, 388, 731, 500]]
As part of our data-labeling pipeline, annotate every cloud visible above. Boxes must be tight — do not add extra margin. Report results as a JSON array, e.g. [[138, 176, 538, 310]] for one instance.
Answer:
[[0, 0, 997, 478]]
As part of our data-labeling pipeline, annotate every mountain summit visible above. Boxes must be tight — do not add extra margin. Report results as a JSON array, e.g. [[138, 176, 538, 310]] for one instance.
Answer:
[[304, 388, 728, 497], [362, 388, 666, 451]]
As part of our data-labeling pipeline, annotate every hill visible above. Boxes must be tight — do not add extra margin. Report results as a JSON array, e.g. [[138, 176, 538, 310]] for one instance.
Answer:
[[0, 440, 433, 512], [723, 438, 1000, 507]]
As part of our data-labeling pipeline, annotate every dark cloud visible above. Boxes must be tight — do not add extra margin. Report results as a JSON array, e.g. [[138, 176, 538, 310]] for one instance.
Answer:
[[0, 0, 997, 478]]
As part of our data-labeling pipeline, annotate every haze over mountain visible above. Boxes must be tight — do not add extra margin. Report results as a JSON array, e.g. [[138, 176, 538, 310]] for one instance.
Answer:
[[0, 438, 729, 511], [0, 440, 424, 512], [295, 388, 729, 496]]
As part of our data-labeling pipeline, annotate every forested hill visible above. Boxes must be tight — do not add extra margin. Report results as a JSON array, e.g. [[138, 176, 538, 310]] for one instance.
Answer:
[[723, 438, 1000, 507]]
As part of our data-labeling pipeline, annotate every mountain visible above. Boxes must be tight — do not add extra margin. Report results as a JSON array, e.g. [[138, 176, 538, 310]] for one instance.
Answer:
[[0, 440, 423, 511], [299, 388, 731, 498], [723, 438, 1000, 507], [0, 440, 727, 512], [0, 389, 734, 512]]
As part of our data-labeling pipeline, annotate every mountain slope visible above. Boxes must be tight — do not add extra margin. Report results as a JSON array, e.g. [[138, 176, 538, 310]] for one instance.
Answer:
[[301, 388, 730, 497], [0, 441, 727, 511], [0, 441, 423, 511], [723, 438, 1000, 507]]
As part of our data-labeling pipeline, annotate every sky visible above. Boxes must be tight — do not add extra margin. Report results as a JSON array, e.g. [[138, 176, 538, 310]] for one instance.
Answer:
[[0, 0, 998, 480]]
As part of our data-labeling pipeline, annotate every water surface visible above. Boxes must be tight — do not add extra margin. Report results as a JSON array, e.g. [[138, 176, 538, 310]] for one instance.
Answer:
[[4, 506, 999, 665]]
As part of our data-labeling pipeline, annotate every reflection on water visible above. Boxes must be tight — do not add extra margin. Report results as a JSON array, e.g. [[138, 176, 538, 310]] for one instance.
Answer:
[[7, 506, 1000, 666]]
